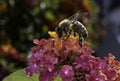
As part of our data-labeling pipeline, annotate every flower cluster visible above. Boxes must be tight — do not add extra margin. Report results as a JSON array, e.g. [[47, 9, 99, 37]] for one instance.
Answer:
[[26, 32, 120, 81]]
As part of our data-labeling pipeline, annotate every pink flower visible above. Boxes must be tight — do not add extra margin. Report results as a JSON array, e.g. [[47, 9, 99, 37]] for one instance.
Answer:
[[26, 33, 120, 81]]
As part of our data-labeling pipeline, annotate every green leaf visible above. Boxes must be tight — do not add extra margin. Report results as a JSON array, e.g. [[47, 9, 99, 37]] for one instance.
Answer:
[[54, 76, 62, 81], [70, 52, 78, 60], [3, 69, 39, 81]]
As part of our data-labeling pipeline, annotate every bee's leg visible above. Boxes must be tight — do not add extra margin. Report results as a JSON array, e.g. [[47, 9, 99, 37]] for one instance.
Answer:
[[79, 34, 83, 47], [52, 39, 55, 46], [65, 29, 72, 41], [63, 32, 68, 39], [79, 37, 83, 47]]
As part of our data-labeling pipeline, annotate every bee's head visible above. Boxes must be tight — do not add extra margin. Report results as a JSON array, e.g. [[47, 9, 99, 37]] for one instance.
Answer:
[[55, 27, 63, 38]]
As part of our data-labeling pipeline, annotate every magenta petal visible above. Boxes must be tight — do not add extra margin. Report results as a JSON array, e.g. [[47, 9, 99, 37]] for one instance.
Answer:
[[59, 65, 74, 81]]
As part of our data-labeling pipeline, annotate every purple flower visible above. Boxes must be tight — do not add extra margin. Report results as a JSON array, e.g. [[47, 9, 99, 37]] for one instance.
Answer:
[[86, 70, 108, 81], [85, 54, 120, 81], [40, 54, 58, 72], [75, 49, 94, 70], [26, 37, 120, 81], [59, 65, 74, 81], [31, 39, 47, 51], [39, 68, 58, 81]]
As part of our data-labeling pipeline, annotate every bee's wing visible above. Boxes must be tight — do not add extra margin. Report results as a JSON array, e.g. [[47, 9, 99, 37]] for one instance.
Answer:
[[69, 11, 88, 21]]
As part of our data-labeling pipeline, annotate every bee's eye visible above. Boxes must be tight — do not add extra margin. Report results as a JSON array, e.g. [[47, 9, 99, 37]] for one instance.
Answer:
[[56, 28, 63, 38]]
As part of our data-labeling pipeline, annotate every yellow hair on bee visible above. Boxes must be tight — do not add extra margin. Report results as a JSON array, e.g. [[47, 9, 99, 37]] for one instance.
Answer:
[[48, 31, 58, 38], [48, 31, 79, 39]]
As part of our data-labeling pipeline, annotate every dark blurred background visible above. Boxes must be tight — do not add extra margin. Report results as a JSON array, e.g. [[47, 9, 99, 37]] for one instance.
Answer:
[[94, 0, 120, 60], [0, 0, 120, 80]]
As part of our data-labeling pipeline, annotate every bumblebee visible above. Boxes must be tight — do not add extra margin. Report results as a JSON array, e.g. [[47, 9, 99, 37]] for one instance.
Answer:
[[55, 11, 88, 47]]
